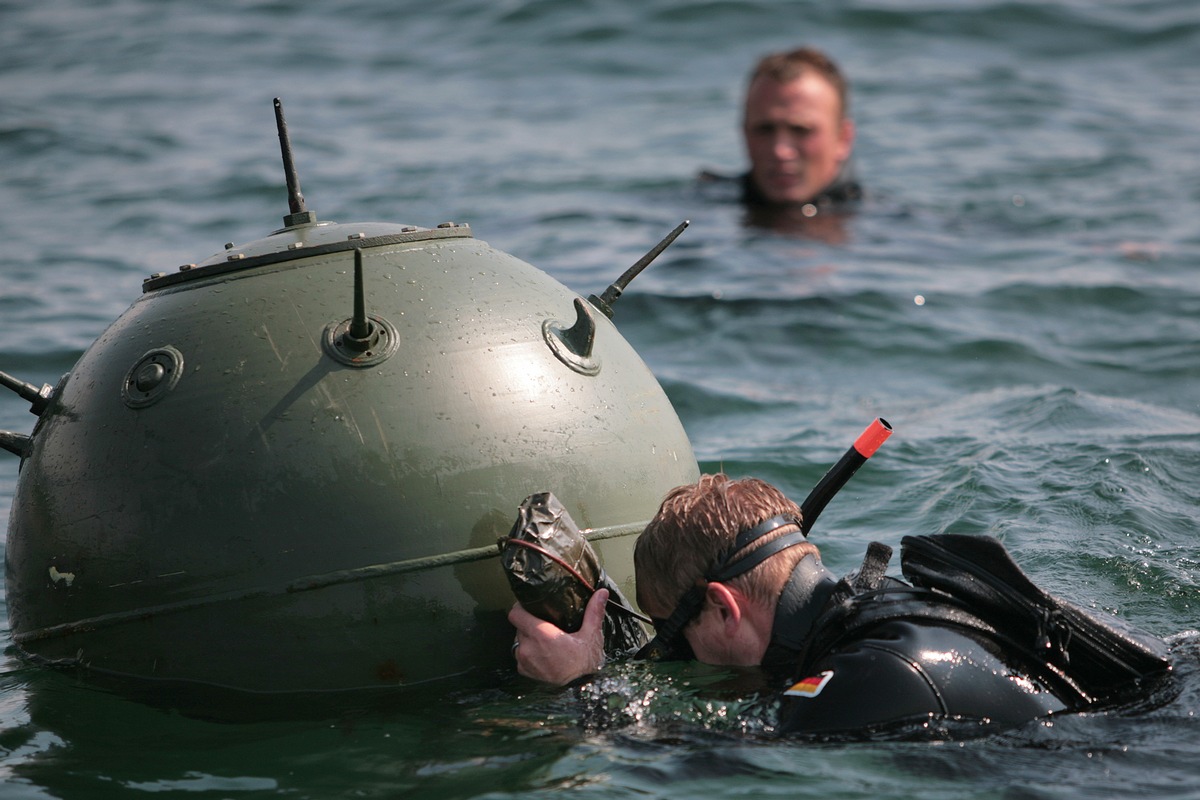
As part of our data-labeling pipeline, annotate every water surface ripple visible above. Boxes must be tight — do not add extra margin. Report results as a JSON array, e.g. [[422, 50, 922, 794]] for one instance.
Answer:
[[2, 1, 1199, 797]]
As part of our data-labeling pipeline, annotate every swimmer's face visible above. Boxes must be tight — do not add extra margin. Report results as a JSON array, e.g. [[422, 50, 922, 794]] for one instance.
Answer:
[[743, 72, 855, 205], [643, 584, 763, 668]]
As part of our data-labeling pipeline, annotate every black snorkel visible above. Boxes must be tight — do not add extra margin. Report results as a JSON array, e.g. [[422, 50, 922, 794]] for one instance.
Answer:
[[796, 416, 892, 535], [636, 417, 893, 661]]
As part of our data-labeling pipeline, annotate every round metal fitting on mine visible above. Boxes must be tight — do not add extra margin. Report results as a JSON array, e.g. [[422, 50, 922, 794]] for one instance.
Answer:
[[322, 314, 401, 367], [121, 346, 185, 408]]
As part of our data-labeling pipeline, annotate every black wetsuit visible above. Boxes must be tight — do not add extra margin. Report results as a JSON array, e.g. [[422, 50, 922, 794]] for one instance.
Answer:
[[759, 537, 1172, 739], [739, 170, 863, 208], [696, 167, 863, 211]]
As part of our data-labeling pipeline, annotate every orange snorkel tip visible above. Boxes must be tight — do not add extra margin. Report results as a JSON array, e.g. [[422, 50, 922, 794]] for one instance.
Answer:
[[800, 417, 892, 535]]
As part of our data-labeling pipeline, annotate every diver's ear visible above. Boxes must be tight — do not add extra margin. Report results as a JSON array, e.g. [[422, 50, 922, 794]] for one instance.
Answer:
[[836, 117, 856, 163], [705, 582, 744, 632]]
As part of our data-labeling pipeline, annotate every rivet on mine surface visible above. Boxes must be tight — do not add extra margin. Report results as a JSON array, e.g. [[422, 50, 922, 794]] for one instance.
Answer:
[[348, 232, 365, 240], [401, 226, 417, 233], [437, 221, 456, 228], [224, 242, 235, 250], [288, 242, 302, 250], [178, 264, 195, 272], [227, 253, 245, 261]]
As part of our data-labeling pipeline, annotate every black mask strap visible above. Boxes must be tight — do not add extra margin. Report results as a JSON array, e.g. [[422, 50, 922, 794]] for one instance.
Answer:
[[707, 530, 808, 583], [730, 513, 804, 552], [637, 514, 805, 661]]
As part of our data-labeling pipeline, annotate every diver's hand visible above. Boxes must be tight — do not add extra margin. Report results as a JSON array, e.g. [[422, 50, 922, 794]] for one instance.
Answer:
[[508, 588, 608, 686]]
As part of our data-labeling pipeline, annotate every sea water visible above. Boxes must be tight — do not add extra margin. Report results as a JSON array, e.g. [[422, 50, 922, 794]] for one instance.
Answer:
[[2, 1, 1199, 797]]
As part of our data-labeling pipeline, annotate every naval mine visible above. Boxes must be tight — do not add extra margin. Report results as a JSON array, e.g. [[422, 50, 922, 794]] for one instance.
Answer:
[[0, 99, 698, 696]]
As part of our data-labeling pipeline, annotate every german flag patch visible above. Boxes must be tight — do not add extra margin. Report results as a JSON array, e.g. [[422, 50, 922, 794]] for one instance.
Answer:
[[784, 670, 834, 698]]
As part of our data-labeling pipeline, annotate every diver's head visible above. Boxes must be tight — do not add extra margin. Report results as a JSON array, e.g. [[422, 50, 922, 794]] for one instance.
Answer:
[[742, 47, 855, 205], [635, 474, 818, 661]]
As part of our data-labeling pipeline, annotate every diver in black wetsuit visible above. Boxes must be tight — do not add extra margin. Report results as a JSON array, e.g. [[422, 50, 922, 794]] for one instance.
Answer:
[[696, 47, 863, 238], [755, 544, 1069, 736], [737, 47, 858, 207], [509, 474, 1174, 739]]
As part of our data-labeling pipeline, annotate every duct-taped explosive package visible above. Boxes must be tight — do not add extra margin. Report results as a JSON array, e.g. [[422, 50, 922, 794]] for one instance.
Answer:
[[500, 492, 648, 657]]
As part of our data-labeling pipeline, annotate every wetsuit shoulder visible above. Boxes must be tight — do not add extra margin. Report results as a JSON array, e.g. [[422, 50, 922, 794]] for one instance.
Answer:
[[777, 620, 1066, 739]]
